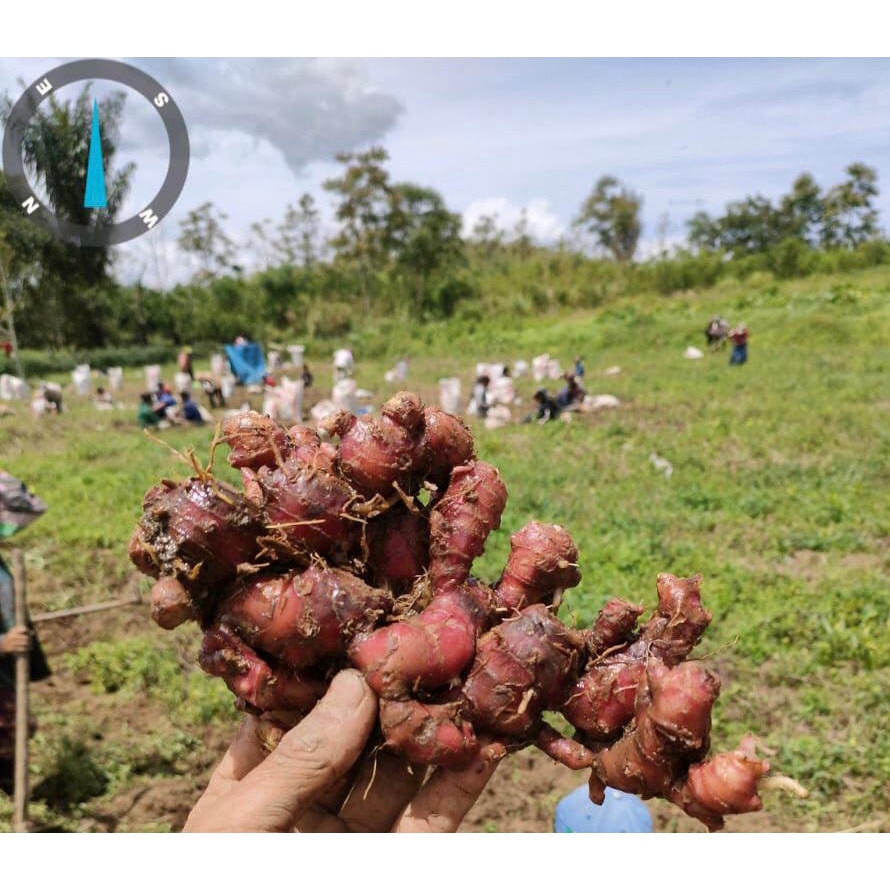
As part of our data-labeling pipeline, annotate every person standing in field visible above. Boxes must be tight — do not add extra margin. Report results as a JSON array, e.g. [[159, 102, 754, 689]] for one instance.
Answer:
[[574, 356, 585, 379], [178, 347, 195, 381], [0, 472, 51, 795], [729, 323, 749, 365]]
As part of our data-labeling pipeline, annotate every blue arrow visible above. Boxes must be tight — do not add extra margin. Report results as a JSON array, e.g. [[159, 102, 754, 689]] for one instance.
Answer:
[[83, 99, 107, 209]]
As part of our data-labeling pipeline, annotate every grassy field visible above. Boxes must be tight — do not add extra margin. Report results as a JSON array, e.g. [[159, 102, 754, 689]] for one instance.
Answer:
[[0, 266, 887, 832]]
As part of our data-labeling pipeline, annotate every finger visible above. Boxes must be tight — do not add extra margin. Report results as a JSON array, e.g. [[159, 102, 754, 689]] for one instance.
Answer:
[[207, 716, 268, 788], [293, 761, 360, 833], [231, 670, 377, 832], [295, 803, 347, 833], [338, 751, 427, 832], [394, 746, 502, 833], [184, 716, 269, 827]]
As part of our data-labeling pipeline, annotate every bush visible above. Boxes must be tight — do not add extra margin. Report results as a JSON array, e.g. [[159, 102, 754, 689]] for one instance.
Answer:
[[306, 300, 354, 338], [433, 276, 476, 318], [769, 238, 815, 279], [0, 344, 189, 378]]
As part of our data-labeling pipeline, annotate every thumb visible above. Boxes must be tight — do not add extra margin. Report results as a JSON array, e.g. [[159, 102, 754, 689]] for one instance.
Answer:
[[229, 670, 377, 832]]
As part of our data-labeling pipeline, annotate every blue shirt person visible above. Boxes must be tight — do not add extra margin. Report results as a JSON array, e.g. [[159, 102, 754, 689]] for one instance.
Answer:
[[180, 392, 204, 424]]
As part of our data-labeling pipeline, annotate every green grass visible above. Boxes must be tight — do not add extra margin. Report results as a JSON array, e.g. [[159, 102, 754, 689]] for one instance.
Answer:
[[1, 265, 888, 831]]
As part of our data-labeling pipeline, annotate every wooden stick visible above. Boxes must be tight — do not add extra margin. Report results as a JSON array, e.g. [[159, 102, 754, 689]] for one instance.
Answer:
[[30, 593, 143, 624], [12, 548, 29, 833]]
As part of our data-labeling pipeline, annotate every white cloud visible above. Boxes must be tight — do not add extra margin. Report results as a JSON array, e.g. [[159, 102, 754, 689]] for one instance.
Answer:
[[129, 58, 404, 176], [462, 197, 564, 243]]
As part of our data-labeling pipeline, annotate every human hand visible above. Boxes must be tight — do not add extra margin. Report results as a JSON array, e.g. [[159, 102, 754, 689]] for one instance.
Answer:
[[184, 669, 501, 833], [0, 625, 31, 655]]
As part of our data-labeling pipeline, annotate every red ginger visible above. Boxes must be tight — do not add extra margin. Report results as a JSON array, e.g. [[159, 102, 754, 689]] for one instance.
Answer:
[[199, 624, 327, 714], [349, 581, 494, 699], [218, 564, 393, 671], [495, 521, 581, 612], [428, 461, 507, 592], [321, 391, 426, 497]]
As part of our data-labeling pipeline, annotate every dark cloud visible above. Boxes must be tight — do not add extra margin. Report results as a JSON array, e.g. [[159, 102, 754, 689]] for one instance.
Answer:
[[127, 58, 404, 173]]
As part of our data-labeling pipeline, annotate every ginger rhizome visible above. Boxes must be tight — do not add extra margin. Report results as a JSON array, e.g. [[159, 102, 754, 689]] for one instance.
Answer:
[[129, 392, 799, 830]]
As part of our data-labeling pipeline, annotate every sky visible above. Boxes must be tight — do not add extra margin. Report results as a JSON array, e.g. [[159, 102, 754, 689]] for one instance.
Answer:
[[2, 57, 890, 285]]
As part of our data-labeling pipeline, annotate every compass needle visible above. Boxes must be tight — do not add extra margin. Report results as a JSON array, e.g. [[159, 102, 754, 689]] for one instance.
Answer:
[[84, 99, 108, 209]]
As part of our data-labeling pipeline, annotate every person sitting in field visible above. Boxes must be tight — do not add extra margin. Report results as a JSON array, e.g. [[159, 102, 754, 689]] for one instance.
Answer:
[[180, 392, 205, 425], [94, 387, 113, 410], [470, 375, 491, 419], [138, 392, 161, 428], [153, 384, 178, 421], [525, 389, 561, 423], [729, 323, 749, 365], [38, 382, 63, 415], [555, 373, 585, 411]]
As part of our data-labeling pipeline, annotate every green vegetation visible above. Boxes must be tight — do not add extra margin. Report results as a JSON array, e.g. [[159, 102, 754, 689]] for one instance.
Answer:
[[0, 264, 887, 832], [2, 85, 887, 355]]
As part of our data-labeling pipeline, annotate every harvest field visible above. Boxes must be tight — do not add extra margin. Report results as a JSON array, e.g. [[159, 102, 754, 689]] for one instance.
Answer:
[[0, 267, 887, 832]]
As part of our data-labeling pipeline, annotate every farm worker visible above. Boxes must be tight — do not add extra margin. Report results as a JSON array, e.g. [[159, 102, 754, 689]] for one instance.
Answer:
[[525, 389, 560, 423], [138, 392, 161, 428], [729, 323, 749, 365], [555, 373, 585, 410], [178, 347, 195, 380], [574, 356, 585, 379], [197, 375, 225, 409], [94, 387, 113, 409], [180, 392, 205, 425], [471, 375, 491, 419], [183, 670, 499, 832], [153, 384, 177, 420], [0, 471, 51, 795]]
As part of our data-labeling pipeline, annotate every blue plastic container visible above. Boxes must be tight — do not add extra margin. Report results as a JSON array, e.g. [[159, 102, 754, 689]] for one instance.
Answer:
[[554, 785, 653, 833]]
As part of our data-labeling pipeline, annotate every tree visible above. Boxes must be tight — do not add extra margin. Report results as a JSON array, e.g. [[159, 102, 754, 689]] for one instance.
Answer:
[[821, 163, 879, 249], [0, 85, 134, 346], [177, 202, 237, 283], [323, 147, 392, 308], [709, 195, 783, 255], [248, 218, 275, 269], [469, 213, 504, 260], [385, 183, 465, 312], [779, 173, 823, 247], [0, 237, 25, 377], [687, 211, 721, 252], [687, 165, 881, 256], [511, 208, 534, 259], [574, 176, 642, 262], [273, 193, 321, 268]]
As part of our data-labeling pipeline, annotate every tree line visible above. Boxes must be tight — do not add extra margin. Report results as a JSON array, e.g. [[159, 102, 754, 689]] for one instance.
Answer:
[[0, 85, 886, 353]]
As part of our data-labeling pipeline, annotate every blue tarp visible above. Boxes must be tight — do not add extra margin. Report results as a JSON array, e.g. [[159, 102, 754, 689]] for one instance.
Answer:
[[225, 342, 266, 385]]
